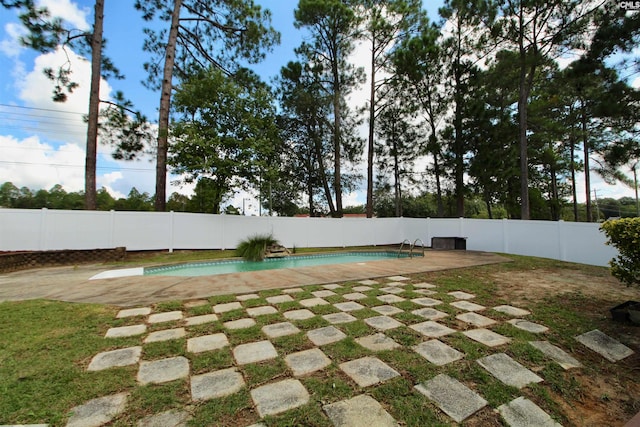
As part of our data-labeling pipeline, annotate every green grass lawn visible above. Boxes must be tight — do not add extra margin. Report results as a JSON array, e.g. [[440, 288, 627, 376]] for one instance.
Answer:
[[1, 255, 639, 426]]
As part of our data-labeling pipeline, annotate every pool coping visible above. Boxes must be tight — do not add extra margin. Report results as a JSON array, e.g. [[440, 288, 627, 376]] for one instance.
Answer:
[[0, 250, 510, 306]]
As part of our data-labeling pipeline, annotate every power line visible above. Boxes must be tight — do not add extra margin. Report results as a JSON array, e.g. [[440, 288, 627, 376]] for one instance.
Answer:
[[0, 102, 85, 116], [0, 160, 154, 172]]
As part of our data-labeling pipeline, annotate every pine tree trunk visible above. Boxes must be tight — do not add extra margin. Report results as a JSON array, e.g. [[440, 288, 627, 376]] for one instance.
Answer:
[[84, 0, 104, 210], [366, 36, 376, 218], [154, 0, 182, 212]]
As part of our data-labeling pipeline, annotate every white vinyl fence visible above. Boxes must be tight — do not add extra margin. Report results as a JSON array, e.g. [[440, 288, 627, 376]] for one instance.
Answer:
[[0, 208, 617, 266]]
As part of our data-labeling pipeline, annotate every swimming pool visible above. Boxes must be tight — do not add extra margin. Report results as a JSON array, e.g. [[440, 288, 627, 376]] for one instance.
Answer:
[[144, 251, 412, 277]]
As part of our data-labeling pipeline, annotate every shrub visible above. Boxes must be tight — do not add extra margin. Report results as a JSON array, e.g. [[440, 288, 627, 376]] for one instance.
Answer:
[[235, 234, 278, 261], [601, 217, 640, 287]]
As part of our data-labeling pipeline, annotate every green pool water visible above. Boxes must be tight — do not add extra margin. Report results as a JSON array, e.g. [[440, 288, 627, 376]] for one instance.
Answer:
[[144, 251, 411, 277]]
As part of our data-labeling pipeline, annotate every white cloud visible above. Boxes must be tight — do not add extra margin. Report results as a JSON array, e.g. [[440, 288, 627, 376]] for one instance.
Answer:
[[0, 134, 85, 192], [37, 0, 90, 31], [0, 22, 26, 57]]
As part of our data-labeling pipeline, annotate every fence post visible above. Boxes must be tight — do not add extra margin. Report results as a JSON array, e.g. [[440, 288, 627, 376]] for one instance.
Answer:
[[109, 210, 116, 248], [459, 217, 464, 237], [557, 220, 565, 261], [39, 208, 48, 250], [169, 211, 175, 253]]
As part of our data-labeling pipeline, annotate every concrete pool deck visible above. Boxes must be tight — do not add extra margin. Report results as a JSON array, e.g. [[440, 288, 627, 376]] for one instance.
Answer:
[[0, 250, 510, 306]]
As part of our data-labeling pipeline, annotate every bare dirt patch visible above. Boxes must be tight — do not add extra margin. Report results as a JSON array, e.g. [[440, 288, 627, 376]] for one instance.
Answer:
[[492, 268, 640, 305]]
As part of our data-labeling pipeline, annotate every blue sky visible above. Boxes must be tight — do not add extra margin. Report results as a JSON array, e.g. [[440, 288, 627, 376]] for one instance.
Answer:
[[0, 0, 636, 211]]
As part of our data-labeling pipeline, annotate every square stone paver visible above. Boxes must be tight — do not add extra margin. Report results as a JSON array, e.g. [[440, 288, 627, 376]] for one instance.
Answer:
[[353, 285, 373, 292], [224, 318, 256, 330], [313, 290, 337, 298], [477, 353, 543, 388], [66, 392, 128, 427], [266, 294, 294, 304], [137, 356, 190, 385], [285, 348, 332, 376], [372, 305, 404, 316], [105, 324, 146, 338], [307, 326, 347, 346], [377, 294, 405, 304], [144, 328, 186, 344], [233, 340, 278, 365], [343, 292, 368, 301], [323, 312, 357, 324], [412, 297, 442, 307], [463, 328, 510, 347], [387, 275, 410, 281], [380, 286, 403, 294], [529, 341, 582, 370], [262, 322, 300, 338], [498, 397, 562, 427], [137, 409, 190, 427], [323, 284, 342, 290], [323, 394, 398, 427], [299, 297, 329, 307], [237, 293, 260, 301], [493, 305, 531, 317], [413, 282, 436, 289], [184, 314, 218, 326], [213, 302, 243, 313], [410, 321, 456, 338], [190, 367, 245, 401], [358, 280, 379, 285], [88, 346, 142, 371], [575, 329, 634, 362], [415, 374, 487, 423], [283, 309, 316, 320], [334, 301, 365, 312], [413, 340, 463, 366], [187, 333, 229, 353], [508, 319, 548, 333], [356, 333, 401, 352], [385, 281, 406, 287], [339, 356, 400, 387], [282, 287, 304, 294], [116, 307, 151, 318], [250, 378, 310, 417], [246, 306, 278, 317], [364, 316, 403, 331], [457, 312, 496, 327], [412, 308, 449, 320], [450, 301, 485, 312], [448, 291, 475, 300], [148, 311, 183, 324]]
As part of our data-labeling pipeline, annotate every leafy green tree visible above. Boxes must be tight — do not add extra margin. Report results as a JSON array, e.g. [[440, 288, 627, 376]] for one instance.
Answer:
[[0, 182, 20, 207], [491, 0, 600, 219], [169, 68, 279, 214], [294, 0, 364, 217], [134, 0, 280, 211], [96, 187, 115, 210], [357, 0, 423, 217], [114, 188, 153, 211]]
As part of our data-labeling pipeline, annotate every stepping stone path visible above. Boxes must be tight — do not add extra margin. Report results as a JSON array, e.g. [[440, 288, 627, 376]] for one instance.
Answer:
[[413, 339, 463, 366], [508, 319, 549, 333], [250, 379, 309, 417], [529, 341, 582, 370], [415, 374, 487, 423], [477, 353, 543, 388], [575, 329, 634, 362], [137, 356, 190, 385], [66, 392, 128, 427], [68, 276, 624, 426], [498, 397, 562, 427], [285, 348, 331, 376], [323, 394, 398, 427], [190, 368, 244, 401], [88, 347, 141, 371], [339, 356, 400, 387]]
